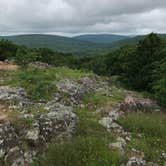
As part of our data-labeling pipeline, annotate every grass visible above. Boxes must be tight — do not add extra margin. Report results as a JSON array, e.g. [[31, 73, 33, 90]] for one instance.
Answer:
[[118, 112, 166, 164], [7, 110, 34, 132], [9, 67, 93, 101], [32, 137, 125, 166], [31, 108, 126, 166], [84, 87, 125, 110], [0, 70, 15, 86]]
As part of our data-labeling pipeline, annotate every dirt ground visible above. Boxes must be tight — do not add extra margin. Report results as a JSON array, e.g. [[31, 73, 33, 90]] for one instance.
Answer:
[[0, 61, 18, 71]]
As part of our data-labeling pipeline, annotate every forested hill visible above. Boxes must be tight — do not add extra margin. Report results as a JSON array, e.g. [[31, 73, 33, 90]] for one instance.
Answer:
[[0, 34, 111, 56], [111, 34, 166, 48], [73, 34, 130, 44], [0, 33, 166, 56]]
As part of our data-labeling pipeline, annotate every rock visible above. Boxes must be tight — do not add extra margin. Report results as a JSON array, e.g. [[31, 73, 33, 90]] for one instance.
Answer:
[[0, 121, 18, 158], [120, 96, 161, 113], [99, 117, 113, 132], [126, 156, 146, 166], [38, 108, 78, 141], [56, 79, 90, 105], [0, 87, 33, 110], [25, 128, 40, 144], [29, 61, 54, 69], [44, 102, 73, 112], [109, 109, 124, 121], [4, 146, 25, 166], [109, 137, 127, 154]]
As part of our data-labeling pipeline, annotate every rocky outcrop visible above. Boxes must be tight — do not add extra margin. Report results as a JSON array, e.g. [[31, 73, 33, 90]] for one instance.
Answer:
[[56, 76, 112, 105], [0, 122, 18, 158], [119, 96, 161, 113], [29, 61, 54, 69], [0, 85, 78, 165], [0, 87, 33, 111]]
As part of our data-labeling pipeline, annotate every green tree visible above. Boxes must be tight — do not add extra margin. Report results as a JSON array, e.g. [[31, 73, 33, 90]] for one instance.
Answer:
[[15, 47, 37, 66], [125, 33, 162, 90]]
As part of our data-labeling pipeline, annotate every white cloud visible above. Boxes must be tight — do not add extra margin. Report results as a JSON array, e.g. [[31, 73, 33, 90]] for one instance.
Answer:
[[0, 0, 166, 35]]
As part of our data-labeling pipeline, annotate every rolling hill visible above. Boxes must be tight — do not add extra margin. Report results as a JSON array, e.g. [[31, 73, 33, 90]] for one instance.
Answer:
[[0, 34, 111, 56], [73, 34, 130, 44], [0, 33, 166, 56]]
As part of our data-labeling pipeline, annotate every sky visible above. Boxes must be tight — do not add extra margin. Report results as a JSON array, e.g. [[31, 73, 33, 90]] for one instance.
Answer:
[[0, 0, 166, 36]]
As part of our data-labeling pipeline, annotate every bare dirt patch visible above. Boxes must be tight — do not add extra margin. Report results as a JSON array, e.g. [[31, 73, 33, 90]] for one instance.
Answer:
[[0, 61, 18, 71]]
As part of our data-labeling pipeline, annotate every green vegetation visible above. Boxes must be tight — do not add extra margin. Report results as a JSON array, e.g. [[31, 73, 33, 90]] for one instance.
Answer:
[[32, 137, 124, 166], [7, 110, 34, 132], [118, 112, 166, 164], [32, 108, 126, 166], [0, 34, 111, 56], [0, 33, 165, 106], [9, 67, 93, 101], [84, 88, 125, 109]]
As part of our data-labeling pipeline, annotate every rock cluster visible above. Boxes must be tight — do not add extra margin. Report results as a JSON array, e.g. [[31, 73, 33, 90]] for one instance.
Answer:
[[56, 76, 112, 105], [29, 61, 54, 69], [0, 86, 78, 165], [99, 95, 163, 166]]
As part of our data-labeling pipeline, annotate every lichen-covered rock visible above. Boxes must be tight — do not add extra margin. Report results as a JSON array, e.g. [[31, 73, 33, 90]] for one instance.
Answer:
[[56, 76, 112, 105], [0, 87, 33, 110], [126, 156, 146, 166], [109, 137, 127, 154], [29, 61, 54, 69], [56, 79, 88, 105], [0, 121, 18, 158], [38, 109, 78, 141], [120, 96, 161, 113]]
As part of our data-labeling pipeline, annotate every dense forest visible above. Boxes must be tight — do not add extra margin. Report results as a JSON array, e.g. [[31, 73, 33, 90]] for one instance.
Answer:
[[0, 33, 165, 107]]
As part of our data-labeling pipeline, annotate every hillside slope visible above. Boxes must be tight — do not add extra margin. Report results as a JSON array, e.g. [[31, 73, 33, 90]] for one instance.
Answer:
[[74, 34, 130, 44], [0, 34, 111, 56], [0, 62, 165, 166]]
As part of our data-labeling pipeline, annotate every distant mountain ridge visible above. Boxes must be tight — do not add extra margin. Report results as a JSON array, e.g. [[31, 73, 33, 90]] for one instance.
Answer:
[[0, 34, 111, 56], [0, 33, 166, 56], [73, 34, 130, 44]]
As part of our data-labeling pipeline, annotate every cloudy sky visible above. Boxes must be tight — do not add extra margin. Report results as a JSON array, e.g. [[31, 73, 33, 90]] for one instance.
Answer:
[[0, 0, 166, 36]]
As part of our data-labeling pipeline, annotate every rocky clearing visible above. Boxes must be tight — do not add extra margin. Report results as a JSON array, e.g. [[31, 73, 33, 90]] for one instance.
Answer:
[[0, 62, 165, 166]]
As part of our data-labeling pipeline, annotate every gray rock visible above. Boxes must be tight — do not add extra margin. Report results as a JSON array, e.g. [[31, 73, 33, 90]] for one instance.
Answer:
[[126, 156, 146, 166], [0, 87, 33, 110], [25, 128, 40, 144], [0, 121, 18, 158], [109, 137, 127, 154], [38, 109, 78, 141], [99, 117, 113, 131], [29, 61, 54, 69], [4, 146, 25, 166], [120, 96, 162, 113]]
